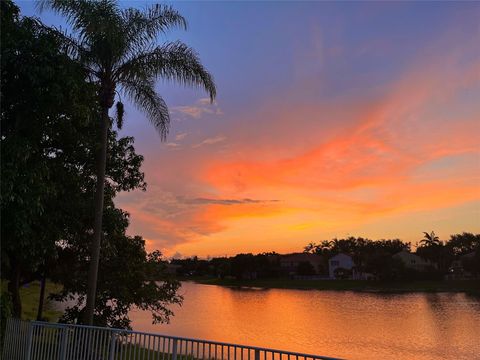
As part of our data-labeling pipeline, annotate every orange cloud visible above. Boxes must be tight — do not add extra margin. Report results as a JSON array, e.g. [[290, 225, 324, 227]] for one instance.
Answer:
[[117, 33, 480, 257]]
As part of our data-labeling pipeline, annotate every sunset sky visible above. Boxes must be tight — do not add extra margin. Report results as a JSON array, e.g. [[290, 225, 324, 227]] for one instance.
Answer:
[[21, 1, 480, 257]]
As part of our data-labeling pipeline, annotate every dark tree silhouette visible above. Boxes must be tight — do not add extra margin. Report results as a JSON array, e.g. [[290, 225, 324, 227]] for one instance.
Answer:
[[39, 0, 216, 324], [420, 231, 441, 247]]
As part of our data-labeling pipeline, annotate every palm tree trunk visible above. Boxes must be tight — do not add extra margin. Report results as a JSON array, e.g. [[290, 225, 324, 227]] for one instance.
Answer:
[[84, 106, 109, 325]]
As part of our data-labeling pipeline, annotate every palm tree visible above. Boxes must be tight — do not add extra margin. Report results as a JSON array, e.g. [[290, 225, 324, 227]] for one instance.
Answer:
[[420, 231, 441, 247], [303, 242, 317, 253], [39, 0, 216, 325]]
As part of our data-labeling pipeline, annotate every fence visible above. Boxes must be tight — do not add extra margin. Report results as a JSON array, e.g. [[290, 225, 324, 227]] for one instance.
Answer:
[[2, 318, 341, 360]]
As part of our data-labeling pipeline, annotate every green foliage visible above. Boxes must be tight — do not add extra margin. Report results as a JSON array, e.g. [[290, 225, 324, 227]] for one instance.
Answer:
[[51, 229, 182, 329], [1, 2, 180, 328], [1, 0, 99, 316]]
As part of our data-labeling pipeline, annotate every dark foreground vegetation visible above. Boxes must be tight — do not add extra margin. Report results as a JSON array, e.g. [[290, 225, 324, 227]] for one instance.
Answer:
[[0, 0, 218, 334]]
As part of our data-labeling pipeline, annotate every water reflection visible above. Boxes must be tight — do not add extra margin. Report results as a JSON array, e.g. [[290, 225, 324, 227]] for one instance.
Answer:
[[129, 282, 480, 360]]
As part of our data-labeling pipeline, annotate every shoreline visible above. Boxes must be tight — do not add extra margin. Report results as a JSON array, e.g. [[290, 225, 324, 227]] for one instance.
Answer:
[[181, 277, 480, 295]]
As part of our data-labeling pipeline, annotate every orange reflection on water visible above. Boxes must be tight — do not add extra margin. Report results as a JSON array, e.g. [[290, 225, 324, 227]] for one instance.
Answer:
[[130, 282, 480, 360]]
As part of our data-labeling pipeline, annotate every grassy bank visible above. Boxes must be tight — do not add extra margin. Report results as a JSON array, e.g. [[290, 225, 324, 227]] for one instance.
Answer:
[[1, 280, 63, 321], [189, 277, 480, 294]]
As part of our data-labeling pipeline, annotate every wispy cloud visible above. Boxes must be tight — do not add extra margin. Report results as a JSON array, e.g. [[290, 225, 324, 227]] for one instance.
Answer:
[[165, 142, 181, 150], [117, 187, 284, 254], [173, 98, 223, 120], [192, 135, 226, 148], [175, 132, 188, 141], [178, 197, 280, 205]]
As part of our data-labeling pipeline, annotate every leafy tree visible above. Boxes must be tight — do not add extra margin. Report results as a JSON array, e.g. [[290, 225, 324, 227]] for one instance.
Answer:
[[39, 0, 216, 324], [2, 2, 181, 327], [1, 0, 97, 317], [51, 208, 182, 329], [304, 240, 333, 256], [39, 123, 184, 328], [445, 232, 479, 277], [209, 257, 231, 279], [446, 233, 480, 256], [461, 250, 480, 277], [231, 254, 257, 280], [296, 261, 316, 276], [364, 253, 406, 281]]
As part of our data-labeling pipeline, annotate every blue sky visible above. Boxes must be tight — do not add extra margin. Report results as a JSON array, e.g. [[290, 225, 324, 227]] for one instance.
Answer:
[[17, 1, 480, 256]]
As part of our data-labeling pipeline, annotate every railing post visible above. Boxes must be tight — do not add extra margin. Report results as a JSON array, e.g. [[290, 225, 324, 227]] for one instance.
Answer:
[[172, 339, 178, 360], [25, 322, 34, 360], [255, 349, 260, 360], [108, 330, 118, 360], [59, 327, 68, 360]]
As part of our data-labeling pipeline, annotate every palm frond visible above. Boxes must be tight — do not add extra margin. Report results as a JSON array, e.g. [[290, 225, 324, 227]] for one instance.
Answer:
[[122, 4, 187, 53], [121, 79, 170, 140], [116, 41, 216, 102], [40, 0, 215, 141], [39, 0, 126, 68]]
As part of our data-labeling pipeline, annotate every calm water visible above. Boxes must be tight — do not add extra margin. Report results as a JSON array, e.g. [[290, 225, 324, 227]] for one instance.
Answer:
[[129, 282, 480, 360]]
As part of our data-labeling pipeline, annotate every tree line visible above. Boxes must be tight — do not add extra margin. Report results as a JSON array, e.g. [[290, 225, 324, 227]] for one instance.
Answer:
[[172, 232, 480, 281], [1, 0, 215, 334]]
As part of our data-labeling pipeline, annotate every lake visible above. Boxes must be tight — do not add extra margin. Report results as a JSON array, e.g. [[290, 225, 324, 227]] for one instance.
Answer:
[[129, 281, 480, 360]]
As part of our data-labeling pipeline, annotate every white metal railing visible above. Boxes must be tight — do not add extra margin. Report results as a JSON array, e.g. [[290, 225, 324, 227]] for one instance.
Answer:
[[2, 318, 342, 360]]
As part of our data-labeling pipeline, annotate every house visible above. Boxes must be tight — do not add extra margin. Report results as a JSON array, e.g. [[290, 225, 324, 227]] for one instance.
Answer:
[[393, 250, 434, 271], [280, 253, 325, 275], [328, 253, 354, 279]]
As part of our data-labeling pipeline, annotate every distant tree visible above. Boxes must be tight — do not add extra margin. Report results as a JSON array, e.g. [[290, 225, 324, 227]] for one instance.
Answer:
[[364, 253, 406, 281], [303, 237, 413, 280], [209, 257, 230, 279], [231, 254, 256, 280], [420, 231, 441, 247], [446, 233, 480, 256], [39, 0, 216, 324], [304, 241, 333, 256], [461, 250, 480, 277], [417, 231, 451, 272], [296, 261, 316, 276]]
